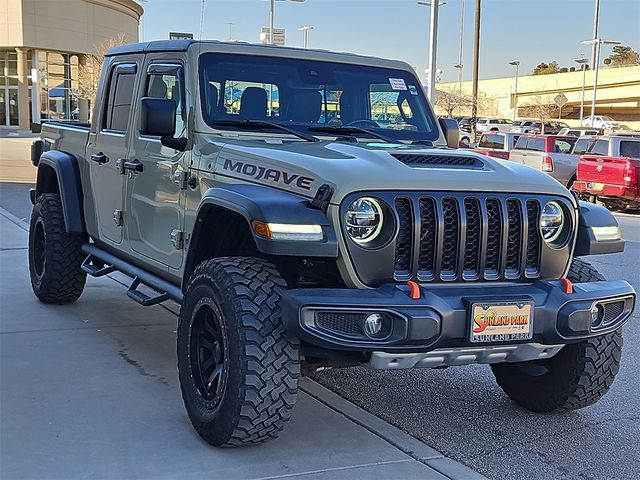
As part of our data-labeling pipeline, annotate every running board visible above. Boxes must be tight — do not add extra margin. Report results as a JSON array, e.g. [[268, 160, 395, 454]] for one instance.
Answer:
[[81, 243, 182, 305]]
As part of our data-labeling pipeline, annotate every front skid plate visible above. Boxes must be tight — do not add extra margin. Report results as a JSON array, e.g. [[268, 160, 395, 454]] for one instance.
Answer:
[[367, 343, 564, 369]]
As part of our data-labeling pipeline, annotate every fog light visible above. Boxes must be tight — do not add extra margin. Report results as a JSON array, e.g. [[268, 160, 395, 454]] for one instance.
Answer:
[[363, 313, 383, 337], [591, 304, 603, 327]]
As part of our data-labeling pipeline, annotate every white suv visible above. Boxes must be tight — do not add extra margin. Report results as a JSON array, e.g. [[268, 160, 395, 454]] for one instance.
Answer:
[[582, 115, 620, 130], [476, 118, 513, 134]]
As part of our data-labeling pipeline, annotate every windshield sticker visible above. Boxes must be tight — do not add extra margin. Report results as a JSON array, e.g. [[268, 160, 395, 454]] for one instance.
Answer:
[[408, 85, 418, 96], [389, 78, 407, 91]]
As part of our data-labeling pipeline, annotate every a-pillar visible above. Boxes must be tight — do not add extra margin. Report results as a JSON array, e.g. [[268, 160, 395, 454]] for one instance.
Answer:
[[16, 47, 31, 131], [78, 54, 90, 123]]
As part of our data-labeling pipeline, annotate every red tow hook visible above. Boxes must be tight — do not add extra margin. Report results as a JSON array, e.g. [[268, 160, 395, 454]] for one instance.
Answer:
[[407, 281, 421, 299], [560, 278, 573, 294]]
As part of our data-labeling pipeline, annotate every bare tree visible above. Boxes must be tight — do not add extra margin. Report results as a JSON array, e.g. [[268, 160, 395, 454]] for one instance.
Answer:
[[434, 85, 473, 117], [77, 34, 130, 106], [521, 94, 557, 131]]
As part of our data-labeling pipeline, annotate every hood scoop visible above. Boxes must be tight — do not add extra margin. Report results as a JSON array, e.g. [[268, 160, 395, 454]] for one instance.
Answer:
[[391, 153, 484, 169]]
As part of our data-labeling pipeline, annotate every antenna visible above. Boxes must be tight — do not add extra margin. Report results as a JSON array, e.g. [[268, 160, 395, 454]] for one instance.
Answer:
[[199, 0, 206, 41]]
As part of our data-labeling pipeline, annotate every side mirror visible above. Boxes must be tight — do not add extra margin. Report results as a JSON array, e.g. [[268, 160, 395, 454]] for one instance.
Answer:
[[140, 97, 176, 137], [439, 117, 460, 149]]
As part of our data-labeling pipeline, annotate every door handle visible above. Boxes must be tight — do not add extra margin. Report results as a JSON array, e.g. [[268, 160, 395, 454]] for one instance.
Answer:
[[91, 152, 108, 164], [124, 159, 144, 173]]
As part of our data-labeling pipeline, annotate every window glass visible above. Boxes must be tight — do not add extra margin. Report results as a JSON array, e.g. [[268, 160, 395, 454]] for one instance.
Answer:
[[554, 139, 576, 154], [620, 141, 640, 159], [590, 139, 609, 156], [514, 135, 528, 150], [146, 70, 186, 137], [527, 138, 545, 151], [573, 138, 591, 155], [104, 66, 136, 132], [199, 53, 439, 142], [478, 133, 504, 149]]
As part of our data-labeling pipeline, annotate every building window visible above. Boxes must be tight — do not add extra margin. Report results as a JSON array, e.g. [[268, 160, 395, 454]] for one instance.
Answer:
[[0, 50, 34, 126], [38, 51, 79, 121]]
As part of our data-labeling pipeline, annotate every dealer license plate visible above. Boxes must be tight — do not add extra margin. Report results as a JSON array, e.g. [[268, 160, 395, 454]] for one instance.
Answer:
[[470, 301, 533, 343]]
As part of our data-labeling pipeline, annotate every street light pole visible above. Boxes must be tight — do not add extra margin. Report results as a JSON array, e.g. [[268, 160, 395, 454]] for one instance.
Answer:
[[590, 0, 600, 69], [575, 57, 588, 126], [417, 1, 446, 100], [581, 38, 620, 122], [470, 0, 481, 141], [270, 0, 275, 44], [508, 60, 520, 121], [298, 25, 313, 48]]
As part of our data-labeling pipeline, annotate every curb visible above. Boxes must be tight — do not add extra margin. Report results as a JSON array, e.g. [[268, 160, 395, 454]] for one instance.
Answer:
[[299, 378, 487, 480]]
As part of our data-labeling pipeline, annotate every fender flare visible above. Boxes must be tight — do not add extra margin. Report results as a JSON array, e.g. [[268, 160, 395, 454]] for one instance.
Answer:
[[35, 150, 86, 234], [183, 184, 338, 285], [574, 200, 624, 256]]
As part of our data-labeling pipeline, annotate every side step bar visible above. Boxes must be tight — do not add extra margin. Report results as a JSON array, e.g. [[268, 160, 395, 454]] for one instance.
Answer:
[[81, 243, 183, 306]]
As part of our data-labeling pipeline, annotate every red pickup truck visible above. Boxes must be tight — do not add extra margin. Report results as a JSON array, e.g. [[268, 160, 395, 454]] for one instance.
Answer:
[[572, 135, 640, 210]]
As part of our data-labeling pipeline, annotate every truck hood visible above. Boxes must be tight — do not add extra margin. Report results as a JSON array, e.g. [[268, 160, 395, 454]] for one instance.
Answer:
[[207, 138, 573, 204]]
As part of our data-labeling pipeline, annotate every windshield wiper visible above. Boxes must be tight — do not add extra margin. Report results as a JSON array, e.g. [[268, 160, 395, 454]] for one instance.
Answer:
[[210, 119, 319, 142], [307, 125, 399, 144]]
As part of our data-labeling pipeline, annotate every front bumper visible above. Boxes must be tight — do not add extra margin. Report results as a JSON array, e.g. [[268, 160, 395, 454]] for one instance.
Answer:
[[280, 279, 635, 354]]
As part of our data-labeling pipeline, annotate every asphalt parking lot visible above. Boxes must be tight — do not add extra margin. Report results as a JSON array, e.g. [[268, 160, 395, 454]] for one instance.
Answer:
[[313, 215, 640, 480]]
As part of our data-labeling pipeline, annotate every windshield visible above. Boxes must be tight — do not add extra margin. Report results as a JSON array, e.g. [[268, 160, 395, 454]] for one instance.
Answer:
[[199, 53, 439, 142]]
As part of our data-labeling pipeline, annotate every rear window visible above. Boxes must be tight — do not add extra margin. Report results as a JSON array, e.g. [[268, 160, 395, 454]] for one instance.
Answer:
[[554, 138, 576, 154], [527, 138, 545, 152], [478, 133, 505, 149], [514, 136, 528, 150], [620, 140, 640, 159], [573, 138, 591, 155], [590, 139, 609, 156]]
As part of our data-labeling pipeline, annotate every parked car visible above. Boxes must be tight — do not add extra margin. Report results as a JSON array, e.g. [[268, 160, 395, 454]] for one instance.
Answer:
[[510, 120, 537, 133], [508, 134, 579, 187], [557, 127, 603, 137], [512, 121, 570, 135], [457, 116, 473, 144], [582, 115, 620, 130], [572, 136, 640, 210], [472, 132, 521, 159], [476, 117, 513, 134], [29, 39, 634, 448]]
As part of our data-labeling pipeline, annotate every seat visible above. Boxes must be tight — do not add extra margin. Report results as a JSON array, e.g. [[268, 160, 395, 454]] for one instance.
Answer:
[[239, 87, 268, 120], [147, 76, 168, 99], [288, 90, 322, 123]]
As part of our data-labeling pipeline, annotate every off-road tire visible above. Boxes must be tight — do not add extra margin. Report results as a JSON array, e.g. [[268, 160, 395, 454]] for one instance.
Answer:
[[491, 258, 623, 412], [28, 193, 87, 304], [177, 257, 300, 447]]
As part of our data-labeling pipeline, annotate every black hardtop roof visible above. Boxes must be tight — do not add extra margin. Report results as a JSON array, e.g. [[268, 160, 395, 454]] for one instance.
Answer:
[[104, 39, 396, 65]]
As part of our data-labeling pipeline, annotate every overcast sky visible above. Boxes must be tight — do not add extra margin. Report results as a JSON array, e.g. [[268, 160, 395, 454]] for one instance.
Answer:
[[140, 0, 640, 82]]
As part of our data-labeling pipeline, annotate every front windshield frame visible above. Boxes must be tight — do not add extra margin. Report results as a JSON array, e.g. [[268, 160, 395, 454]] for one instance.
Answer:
[[198, 52, 440, 142]]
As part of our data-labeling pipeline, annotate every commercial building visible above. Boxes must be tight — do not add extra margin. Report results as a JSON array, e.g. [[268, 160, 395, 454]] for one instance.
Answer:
[[0, 0, 142, 130], [437, 65, 640, 130]]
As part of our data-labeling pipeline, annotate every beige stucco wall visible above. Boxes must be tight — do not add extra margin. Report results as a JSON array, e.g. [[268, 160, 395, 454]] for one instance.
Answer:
[[1, 0, 142, 54]]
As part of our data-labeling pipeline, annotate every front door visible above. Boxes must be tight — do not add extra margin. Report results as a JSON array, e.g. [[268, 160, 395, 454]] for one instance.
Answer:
[[125, 62, 188, 269], [86, 61, 139, 244]]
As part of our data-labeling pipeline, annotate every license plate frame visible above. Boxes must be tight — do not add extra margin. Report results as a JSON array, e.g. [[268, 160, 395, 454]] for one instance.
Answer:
[[469, 300, 534, 343]]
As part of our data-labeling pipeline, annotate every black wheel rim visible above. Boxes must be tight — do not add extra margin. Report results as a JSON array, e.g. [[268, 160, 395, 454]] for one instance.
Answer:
[[33, 219, 46, 278], [190, 300, 228, 405]]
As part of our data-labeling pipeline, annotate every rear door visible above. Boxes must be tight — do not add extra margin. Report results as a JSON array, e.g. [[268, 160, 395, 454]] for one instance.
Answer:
[[125, 59, 189, 270], [86, 58, 140, 245]]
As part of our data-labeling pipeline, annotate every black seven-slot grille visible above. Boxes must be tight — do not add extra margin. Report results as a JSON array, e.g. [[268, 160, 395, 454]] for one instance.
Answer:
[[393, 195, 542, 282]]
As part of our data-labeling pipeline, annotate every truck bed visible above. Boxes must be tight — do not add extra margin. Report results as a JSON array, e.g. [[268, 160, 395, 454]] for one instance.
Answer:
[[40, 122, 90, 162], [574, 155, 639, 201]]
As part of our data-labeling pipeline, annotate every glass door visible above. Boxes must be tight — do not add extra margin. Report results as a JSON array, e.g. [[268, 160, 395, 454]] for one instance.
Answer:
[[0, 89, 6, 126], [8, 88, 19, 126]]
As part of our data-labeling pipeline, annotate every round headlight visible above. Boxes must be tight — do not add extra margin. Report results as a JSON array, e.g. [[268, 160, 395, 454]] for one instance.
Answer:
[[540, 201, 565, 243], [345, 197, 383, 244]]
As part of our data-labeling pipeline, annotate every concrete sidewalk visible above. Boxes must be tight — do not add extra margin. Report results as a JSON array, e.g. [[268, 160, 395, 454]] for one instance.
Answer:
[[0, 209, 484, 480]]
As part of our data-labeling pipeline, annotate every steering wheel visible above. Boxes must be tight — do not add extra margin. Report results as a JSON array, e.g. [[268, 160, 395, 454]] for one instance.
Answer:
[[346, 119, 381, 129]]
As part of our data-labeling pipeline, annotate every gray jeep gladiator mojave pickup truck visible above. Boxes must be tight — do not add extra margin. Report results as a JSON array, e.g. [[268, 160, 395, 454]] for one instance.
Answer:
[[30, 40, 635, 447]]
